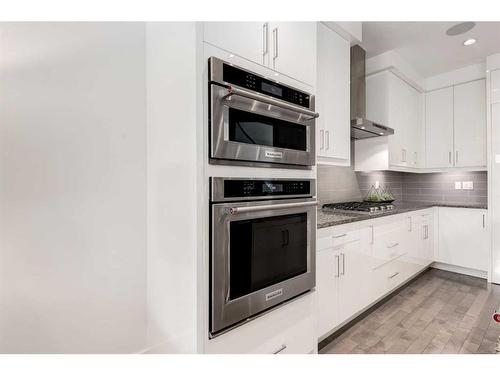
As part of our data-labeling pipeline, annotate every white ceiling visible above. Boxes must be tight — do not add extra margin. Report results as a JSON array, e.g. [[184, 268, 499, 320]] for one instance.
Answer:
[[362, 22, 500, 78]]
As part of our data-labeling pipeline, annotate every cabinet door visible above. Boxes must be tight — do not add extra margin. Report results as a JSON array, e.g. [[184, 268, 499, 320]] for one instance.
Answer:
[[337, 233, 373, 324], [425, 87, 454, 168], [388, 74, 413, 167], [269, 22, 316, 86], [316, 247, 340, 338], [203, 22, 267, 66], [454, 79, 486, 167], [438, 208, 488, 271], [316, 23, 350, 163]]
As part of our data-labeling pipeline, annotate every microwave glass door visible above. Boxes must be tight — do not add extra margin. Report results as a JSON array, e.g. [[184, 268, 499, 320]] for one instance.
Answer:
[[228, 108, 307, 152], [228, 213, 308, 300]]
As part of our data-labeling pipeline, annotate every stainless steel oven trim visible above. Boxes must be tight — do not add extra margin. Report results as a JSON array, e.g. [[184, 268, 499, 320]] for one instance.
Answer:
[[210, 197, 317, 335], [211, 177, 316, 202]]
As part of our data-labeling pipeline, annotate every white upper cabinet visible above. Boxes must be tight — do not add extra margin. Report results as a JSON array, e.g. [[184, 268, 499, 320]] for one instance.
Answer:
[[425, 80, 486, 169], [203, 22, 316, 86], [358, 70, 422, 171], [453, 79, 486, 167], [203, 22, 268, 66], [316, 23, 350, 165], [425, 87, 454, 168], [268, 22, 316, 86]]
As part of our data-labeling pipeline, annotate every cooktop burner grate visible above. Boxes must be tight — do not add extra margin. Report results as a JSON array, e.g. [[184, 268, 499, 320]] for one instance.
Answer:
[[323, 201, 395, 213]]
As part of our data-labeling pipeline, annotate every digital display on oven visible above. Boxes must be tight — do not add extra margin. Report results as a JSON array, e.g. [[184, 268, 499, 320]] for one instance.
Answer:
[[262, 183, 283, 193], [261, 82, 283, 97]]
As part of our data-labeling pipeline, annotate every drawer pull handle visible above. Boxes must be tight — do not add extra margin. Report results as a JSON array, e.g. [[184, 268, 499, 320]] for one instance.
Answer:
[[333, 234, 347, 239], [388, 272, 400, 279], [387, 242, 399, 249], [273, 344, 287, 354]]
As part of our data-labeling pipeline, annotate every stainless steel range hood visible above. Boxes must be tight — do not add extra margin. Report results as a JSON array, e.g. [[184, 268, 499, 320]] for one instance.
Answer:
[[350, 45, 394, 139]]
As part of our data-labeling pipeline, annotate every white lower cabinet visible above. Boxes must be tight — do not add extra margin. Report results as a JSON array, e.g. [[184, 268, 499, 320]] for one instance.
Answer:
[[437, 207, 489, 272], [316, 210, 435, 340], [206, 292, 316, 354]]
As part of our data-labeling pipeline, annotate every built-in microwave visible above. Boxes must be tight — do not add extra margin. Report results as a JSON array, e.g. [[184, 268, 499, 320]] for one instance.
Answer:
[[209, 177, 317, 336], [208, 57, 318, 168]]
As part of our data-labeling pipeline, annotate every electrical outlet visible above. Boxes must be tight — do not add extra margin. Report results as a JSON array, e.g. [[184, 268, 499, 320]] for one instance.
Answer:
[[463, 181, 474, 190], [455, 181, 462, 190]]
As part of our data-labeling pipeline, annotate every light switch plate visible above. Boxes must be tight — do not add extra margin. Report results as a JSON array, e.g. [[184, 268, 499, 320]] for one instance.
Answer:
[[455, 181, 462, 190], [462, 181, 474, 190]]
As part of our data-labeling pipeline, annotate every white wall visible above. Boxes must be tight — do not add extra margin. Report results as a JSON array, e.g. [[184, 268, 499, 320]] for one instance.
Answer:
[[487, 53, 500, 284], [0, 23, 147, 353], [145, 22, 199, 353]]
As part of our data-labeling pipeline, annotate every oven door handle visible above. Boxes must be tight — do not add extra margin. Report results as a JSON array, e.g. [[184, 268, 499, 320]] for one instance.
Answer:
[[223, 85, 319, 120], [228, 200, 318, 215]]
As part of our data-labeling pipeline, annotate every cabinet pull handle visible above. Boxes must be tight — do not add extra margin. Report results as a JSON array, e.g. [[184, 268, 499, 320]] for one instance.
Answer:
[[333, 233, 346, 238], [423, 225, 429, 239], [273, 344, 287, 354], [334, 255, 340, 277], [262, 23, 268, 62], [370, 226, 374, 244], [272, 27, 278, 68], [456, 150, 459, 165], [408, 217, 412, 232], [387, 242, 399, 249], [341, 253, 345, 275], [325, 130, 330, 150], [402, 149, 406, 162], [449, 151, 452, 164], [483, 214, 485, 228], [388, 272, 400, 279], [319, 129, 324, 150]]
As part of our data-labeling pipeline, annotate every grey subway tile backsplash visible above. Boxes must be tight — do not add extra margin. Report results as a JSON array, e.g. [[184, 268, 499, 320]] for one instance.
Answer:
[[317, 164, 487, 206]]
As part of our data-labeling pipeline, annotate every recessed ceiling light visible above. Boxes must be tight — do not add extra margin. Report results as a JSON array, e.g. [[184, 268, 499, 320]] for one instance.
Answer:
[[463, 38, 477, 46], [446, 22, 476, 36]]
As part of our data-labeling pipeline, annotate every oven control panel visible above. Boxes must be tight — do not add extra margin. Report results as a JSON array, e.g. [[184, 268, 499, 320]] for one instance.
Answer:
[[220, 62, 311, 109], [223, 179, 311, 198]]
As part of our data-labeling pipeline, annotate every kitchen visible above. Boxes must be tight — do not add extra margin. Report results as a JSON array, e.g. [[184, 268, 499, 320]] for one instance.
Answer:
[[1, 9, 500, 369]]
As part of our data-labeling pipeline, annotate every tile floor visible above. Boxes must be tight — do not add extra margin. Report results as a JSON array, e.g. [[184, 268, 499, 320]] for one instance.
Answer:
[[320, 269, 500, 354]]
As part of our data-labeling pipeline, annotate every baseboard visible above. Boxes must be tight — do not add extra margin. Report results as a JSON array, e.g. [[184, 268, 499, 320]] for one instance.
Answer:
[[431, 262, 487, 279]]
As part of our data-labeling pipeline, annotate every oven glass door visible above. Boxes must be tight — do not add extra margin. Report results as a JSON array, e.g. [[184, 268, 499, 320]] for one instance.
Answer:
[[229, 212, 308, 300], [210, 85, 315, 166], [210, 199, 316, 335]]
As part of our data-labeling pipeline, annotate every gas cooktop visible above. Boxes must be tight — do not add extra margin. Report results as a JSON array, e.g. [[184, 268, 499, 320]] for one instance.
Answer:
[[322, 201, 395, 214]]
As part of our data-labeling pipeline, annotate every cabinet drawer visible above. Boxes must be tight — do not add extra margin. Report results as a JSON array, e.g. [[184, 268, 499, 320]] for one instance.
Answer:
[[372, 257, 413, 298], [205, 293, 315, 354], [250, 308, 315, 354], [371, 220, 408, 268], [332, 229, 360, 248]]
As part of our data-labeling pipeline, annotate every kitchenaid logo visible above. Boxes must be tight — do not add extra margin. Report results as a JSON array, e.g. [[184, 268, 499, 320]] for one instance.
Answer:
[[265, 288, 283, 301], [265, 150, 283, 159]]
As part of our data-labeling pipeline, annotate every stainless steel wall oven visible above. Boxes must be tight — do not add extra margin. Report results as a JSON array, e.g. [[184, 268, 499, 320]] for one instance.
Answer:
[[209, 177, 317, 336], [208, 57, 318, 168]]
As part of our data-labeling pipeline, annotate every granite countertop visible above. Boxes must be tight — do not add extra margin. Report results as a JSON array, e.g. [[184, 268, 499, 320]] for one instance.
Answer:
[[317, 202, 487, 229]]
